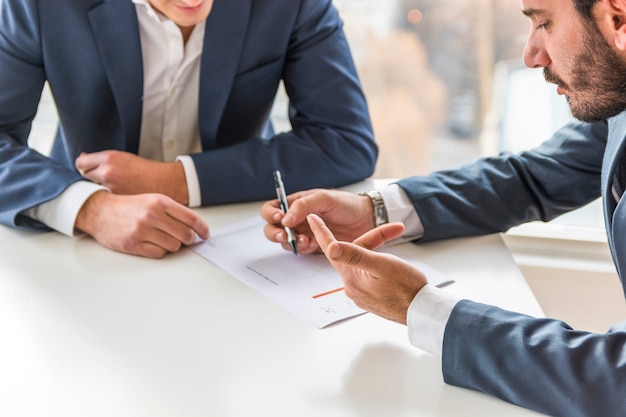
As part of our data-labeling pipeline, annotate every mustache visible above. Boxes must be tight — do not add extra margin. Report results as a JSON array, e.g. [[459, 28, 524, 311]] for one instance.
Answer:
[[544, 68, 570, 90]]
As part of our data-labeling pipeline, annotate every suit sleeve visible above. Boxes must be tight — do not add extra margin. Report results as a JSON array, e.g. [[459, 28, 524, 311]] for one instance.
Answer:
[[0, 0, 84, 230], [442, 300, 626, 417], [190, 0, 377, 205], [396, 120, 607, 242]]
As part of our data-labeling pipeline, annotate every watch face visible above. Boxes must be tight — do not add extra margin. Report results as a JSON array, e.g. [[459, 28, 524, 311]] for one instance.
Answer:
[[375, 207, 388, 226], [361, 190, 388, 226], [371, 193, 388, 226]]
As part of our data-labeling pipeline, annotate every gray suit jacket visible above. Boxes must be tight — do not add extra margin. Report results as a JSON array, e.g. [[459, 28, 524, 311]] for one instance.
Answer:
[[398, 118, 626, 416], [0, 0, 376, 230]]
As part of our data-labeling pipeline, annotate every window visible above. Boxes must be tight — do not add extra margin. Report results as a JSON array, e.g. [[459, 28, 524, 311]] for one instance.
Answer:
[[326, 0, 605, 238]]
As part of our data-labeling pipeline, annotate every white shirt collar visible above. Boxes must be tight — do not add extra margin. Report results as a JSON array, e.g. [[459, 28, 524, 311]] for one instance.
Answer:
[[131, 0, 164, 23]]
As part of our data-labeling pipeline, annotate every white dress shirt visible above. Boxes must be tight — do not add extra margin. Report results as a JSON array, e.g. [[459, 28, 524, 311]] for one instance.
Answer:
[[133, 0, 204, 207], [24, 0, 205, 235], [380, 184, 461, 358]]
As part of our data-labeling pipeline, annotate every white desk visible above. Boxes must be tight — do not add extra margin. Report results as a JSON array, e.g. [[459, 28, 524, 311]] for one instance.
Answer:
[[0, 196, 546, 416]]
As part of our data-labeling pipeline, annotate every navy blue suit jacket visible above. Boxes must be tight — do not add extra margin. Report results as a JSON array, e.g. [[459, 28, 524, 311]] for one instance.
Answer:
[[0, 0, 376, 230], [398, 118, 626, 416]]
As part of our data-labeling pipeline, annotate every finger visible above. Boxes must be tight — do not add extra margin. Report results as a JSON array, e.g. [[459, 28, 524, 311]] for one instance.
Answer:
[[148, 219, 197, 250], [137, 244, 169, 259], [283, 189, 334, 228], [306, 213, 337, 254], [295, 234, 320, 255], [75, 152, 102, 175], [163, 203, 210, 243], [278, 234, 320, 255], [142, 230, 183, 255], [352, 222, 405, 251], [260, 199, 283, 224], [263, 222, 286, 243], [326, 240, 408, 277], [262, 213, 317, 255], [124, 240, 169, 259]]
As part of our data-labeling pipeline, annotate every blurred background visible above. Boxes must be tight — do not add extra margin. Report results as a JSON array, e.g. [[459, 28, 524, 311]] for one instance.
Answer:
[[277, 0, 602, 230]]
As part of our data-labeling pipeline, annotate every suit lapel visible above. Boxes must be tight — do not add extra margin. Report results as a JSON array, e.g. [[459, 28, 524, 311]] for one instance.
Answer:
[[607, 114, 626, 294], [604, 115, 626, 225], [84, 0, 253, 152], [87, 0, 144, 154], [198, 0, 253, 150]]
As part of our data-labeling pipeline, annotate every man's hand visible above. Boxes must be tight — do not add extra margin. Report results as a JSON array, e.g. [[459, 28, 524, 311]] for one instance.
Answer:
[[75, 151, 190, 205], [75, 191, 209, 259], [261, 188, 375, 255], [307, 213, 427, 324]]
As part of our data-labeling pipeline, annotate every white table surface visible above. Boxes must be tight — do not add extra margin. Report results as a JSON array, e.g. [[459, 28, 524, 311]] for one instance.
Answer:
[[0, 188, 547, 417]]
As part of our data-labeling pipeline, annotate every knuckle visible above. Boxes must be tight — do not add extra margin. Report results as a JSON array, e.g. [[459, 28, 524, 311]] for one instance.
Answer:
[[99, 167, 114, 183], [119, 235, 136, 252], [169, 240, 182, 253], [182, 230, 195, 245], [101, 150, 114, 162], [346, 249, 362, 266]]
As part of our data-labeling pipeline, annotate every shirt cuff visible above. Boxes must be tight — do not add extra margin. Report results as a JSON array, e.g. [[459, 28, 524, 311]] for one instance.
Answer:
[[176, 155, 201, 207], [406, 284, 460, 358], [378, 183, 424, 240], [23, 181, 109, 237]]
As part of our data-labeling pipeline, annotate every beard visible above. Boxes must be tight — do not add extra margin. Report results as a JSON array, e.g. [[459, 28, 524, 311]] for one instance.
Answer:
[[544, 22, 626, 123]]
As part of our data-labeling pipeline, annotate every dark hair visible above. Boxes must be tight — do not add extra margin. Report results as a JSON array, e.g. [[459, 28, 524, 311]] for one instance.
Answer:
[[572, 0, 600, 19]]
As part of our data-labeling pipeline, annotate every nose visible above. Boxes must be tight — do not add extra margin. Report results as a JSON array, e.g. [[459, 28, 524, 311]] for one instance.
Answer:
[[523, 31, 550, 68]]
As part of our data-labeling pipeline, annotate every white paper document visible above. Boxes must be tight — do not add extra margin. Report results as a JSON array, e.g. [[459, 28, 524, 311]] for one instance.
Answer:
[[192, 216, 454, 328]]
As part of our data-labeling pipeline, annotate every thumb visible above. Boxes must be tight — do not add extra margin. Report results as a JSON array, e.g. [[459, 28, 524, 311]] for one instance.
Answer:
[[352, 222, 405, 251], [328, 240, 416, 281], [326, 240, 381, 271]]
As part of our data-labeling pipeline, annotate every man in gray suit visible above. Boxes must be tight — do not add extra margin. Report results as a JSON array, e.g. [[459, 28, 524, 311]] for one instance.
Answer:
[[262, 0, 626, 415]]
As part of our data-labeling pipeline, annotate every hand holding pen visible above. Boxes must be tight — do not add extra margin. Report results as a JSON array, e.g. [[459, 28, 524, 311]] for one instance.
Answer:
[[273, 170, 298, 255]]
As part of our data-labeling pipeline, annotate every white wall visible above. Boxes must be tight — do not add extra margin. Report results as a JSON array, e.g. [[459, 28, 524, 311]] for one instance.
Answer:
[[503, 234, 626, 333]]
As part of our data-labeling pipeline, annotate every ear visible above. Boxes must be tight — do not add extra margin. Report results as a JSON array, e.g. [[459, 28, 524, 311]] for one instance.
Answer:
[[598, 0, 626, 50]]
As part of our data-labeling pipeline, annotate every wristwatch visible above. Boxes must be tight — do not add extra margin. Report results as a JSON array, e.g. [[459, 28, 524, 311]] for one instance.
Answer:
[[360, 189, 388, 227]]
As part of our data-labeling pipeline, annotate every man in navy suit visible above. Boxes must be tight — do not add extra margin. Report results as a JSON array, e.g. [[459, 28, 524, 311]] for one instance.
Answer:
[[0, 0, 376, 258], [262, 0, 626, 415]]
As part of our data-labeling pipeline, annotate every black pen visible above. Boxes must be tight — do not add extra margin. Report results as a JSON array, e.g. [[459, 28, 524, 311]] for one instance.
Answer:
[[273, 170, 298, 255]]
